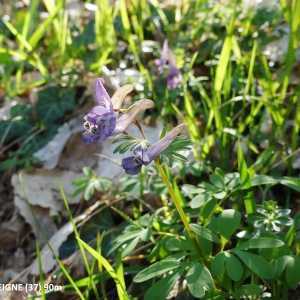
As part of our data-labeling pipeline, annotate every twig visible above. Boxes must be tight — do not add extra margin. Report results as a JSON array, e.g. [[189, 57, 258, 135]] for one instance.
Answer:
[[123, 131, 144, 142], [270, 147, 300, 170]]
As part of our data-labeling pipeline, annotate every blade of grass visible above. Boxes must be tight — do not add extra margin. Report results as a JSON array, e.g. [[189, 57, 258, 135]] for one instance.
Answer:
[[3, 20, 48, 76], [15, 0, 39, 92], [76, 238, 130, 300], [19, 174, 85, 300], [96, 231, 107, 300], [279, 0, 300, 102], [36, 240, 46, 300], [57, 179, 94, 300]]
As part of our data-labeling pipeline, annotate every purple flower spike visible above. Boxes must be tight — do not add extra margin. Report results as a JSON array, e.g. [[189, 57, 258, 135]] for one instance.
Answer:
[[121, 124, 186, 175], [154, 40, 168, 74], [166, 49, 182, 89]]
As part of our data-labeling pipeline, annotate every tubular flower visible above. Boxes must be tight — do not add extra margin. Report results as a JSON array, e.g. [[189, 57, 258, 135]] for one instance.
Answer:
[[83, 78, 134, 145], [154, 39, 168, 74], [112, 100, 154, 136], [166, 49, 182, 89], [121, 124, 186, 175]]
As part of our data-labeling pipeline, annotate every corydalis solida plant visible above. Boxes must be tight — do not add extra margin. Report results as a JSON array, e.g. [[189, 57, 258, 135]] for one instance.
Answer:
[[83, 79, 203, 282]]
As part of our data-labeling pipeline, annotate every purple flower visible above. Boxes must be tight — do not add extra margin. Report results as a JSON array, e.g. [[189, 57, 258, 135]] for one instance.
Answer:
[[121, 124, 186, 175], [82, 78, 117, 145], [83, 78, 154, 145], [166, 49, 182, 89], [154, 40, 168, 74]]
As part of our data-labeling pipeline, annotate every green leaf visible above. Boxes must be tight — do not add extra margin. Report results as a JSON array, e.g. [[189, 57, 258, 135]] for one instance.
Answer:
[[234, 251, 275, 279], [72, 178, 89, 186], [190, 193, 213, 208], [212, 252, 243, 281], [144, 269, 183, 300], [211, 253, 226, 276], [218, 209, 241, 240], [210, 174, 225, 190], [215, 168, 225, 179], [0, 116, 33, 142], [139, 214, 151, 227], [134, 260, 180, 283], [235, 284, 262, 297], [213, 191, 227, 199], [121, 236, 140, 258], [259, 243, 290, 259], [190, 223, 221, 244], [271, 256, 289, 282], [162, 253, 189, 261], [224, 252, 243, 281], [36, 87, 75, 125], [233, 238, 284, 251], [84, 182, 94, 200], [70, 186, 86, 198], [166, 238, 192, 251], [0, 158, 18, 170], [139, 228, 152, 242], [251, 175, 278, 186], [160, 135, 194, 166], [237, 140, 250, 187], [286, 255, 300, 289], [186, 263, 214, 298], [108, 226, 142, 255]]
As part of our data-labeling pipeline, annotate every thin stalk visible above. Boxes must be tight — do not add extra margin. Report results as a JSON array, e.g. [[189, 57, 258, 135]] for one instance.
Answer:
[[123, 131, 144, 142], [154, 158, 203, 256], [134, 118, 147, 140]]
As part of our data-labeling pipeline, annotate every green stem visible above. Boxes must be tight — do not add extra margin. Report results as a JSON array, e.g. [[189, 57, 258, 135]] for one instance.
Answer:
[[154, 158, 203, 256]]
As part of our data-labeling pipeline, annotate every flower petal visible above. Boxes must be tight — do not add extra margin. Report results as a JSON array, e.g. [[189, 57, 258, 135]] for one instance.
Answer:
[[112, 99, 154, 135], [146, 123, 186, 161], [154, 39, 168, 74], [94, 78, 113, 110], [111, 84, 134, 116], [82, 131, 101, 145], [121, 156, 143, 175]]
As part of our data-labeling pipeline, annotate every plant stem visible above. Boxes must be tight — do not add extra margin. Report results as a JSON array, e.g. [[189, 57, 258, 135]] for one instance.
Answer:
[[123, 131, 144, 142], [134, 118, 147, 140], [154, 158, 203, 256]]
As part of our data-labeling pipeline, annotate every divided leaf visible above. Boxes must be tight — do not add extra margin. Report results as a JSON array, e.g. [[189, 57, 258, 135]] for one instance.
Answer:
[[186, 263, 214, 298]]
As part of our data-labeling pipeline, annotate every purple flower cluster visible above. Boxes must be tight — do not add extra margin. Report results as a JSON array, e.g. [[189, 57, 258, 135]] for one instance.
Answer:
[[155, 39, 182, 89]]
